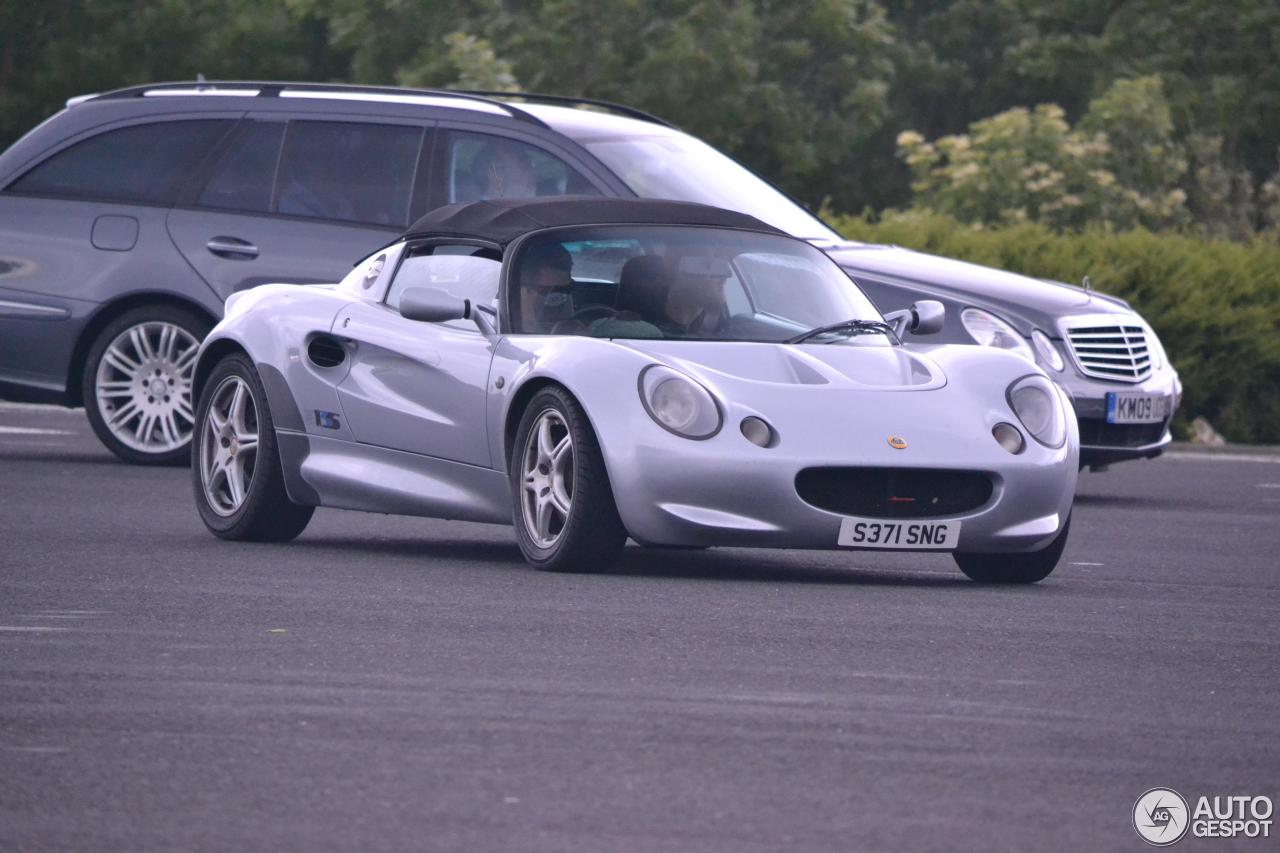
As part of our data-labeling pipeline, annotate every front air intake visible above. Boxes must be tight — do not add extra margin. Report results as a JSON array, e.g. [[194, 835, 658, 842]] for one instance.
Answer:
[[307, 336, 346, 368], [795, 467, 994, 519]]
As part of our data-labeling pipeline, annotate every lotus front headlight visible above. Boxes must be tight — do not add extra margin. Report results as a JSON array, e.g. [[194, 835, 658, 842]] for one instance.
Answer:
[[638, 365, 722, 439], [1007, 374, 1066, 448], [961, 308, 1034, 364]]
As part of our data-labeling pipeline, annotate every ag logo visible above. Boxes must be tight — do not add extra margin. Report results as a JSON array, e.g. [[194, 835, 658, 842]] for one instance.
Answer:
[[887, 435, 908, 450], [1134, 788, 1190, 846]]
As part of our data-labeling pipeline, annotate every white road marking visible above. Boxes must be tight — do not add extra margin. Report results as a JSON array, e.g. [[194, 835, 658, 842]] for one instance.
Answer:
[[35, 610, 111, 615], [0, 626, 70, 632], [1070, 561, 1104, 566], [1169, 451, 1280, 464], [0, 426, 75, 435], [1256, 483, 1280, 488], [0, 402, 82, 414], [2, 746, 70, 754]]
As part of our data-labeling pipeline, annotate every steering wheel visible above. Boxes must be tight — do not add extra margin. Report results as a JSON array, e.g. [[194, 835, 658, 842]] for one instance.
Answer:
[[551, 305, 620, 334], [571, 305, 619, 324]]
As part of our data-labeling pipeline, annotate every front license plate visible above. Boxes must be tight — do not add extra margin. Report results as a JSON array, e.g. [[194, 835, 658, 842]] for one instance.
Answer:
[[837, 517, 961, 550], [1106, 392, 1171, 424]]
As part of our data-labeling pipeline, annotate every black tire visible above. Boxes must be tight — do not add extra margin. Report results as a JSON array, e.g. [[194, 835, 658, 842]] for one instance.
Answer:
[[191, 352, 314, 542], [510, 387, 627, 572], [82, 304, 211, 465], [953, 514, 1071, 584]]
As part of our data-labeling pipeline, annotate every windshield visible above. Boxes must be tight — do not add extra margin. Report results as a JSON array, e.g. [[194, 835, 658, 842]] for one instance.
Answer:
[[581, 134, 843, 243], [508, 225, 884, 343]]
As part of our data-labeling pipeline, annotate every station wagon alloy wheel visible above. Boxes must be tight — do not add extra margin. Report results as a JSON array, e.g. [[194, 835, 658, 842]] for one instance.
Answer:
[[199, 375, 259, 517], [93, 321, 200, 456], [521, 410, 575, 548]]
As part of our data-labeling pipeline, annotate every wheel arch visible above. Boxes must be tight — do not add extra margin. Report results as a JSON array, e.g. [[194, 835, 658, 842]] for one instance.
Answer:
[[192, 337, 251, 404], [503, 377, 568, 473], [69, 292, 217, 406]]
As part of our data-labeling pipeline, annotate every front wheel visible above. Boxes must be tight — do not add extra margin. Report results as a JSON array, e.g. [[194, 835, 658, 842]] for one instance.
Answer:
[[510, 387, 627, 572], [191, 353, 314, 542], [953, 514, 1071, 584]]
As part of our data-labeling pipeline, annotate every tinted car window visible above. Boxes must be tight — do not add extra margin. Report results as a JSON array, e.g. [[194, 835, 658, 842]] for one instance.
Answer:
[[445, 131, 600, 203], [197, 121, 286, 213], [276, 121, 423, 227], [386, 244, 501, 330], [7, 120, 232, 204]]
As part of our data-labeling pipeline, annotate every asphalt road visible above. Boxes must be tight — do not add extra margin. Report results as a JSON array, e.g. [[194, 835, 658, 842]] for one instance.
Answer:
[[1, 402, 1277, 853]]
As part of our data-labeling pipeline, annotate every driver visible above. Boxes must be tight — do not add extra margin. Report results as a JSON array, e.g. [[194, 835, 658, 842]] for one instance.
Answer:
[[519, 242, 575, 332]]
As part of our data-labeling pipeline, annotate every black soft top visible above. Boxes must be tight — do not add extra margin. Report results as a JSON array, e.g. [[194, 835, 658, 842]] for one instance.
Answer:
[[401, 196, 785, 247]]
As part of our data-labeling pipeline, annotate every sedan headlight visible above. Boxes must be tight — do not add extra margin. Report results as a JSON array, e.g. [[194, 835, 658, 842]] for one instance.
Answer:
[[961, 308, 1034, 364], [1007, 374, 1067, 448], [1030, 329, 1065, 371], [1143, 322, 1168, 371], [638, 365, 722, 439]]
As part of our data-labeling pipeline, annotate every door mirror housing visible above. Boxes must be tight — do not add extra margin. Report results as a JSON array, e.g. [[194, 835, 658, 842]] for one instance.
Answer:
[[398, 287, 470, 323], [884, 300, 945, 337]]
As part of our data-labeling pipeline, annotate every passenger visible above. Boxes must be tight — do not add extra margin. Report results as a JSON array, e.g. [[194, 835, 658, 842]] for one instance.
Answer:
[[663, 271, 729, 337], [481, 142, 538, 200], [519, 242, 575, 332]]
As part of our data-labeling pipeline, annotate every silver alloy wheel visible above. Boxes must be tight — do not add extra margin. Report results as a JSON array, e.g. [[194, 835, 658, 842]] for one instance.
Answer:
[[199, 375, 260, 517], [94, 321, 200, 453], [520, 409, 574, 548]]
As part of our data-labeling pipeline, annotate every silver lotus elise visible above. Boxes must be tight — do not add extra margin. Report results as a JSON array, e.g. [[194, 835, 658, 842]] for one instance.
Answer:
[[191, 197, 1079, 582]]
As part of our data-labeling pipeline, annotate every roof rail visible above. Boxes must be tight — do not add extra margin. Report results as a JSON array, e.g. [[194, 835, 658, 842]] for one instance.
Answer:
[[457, 90, 676, 129], [87, 81, 548, 127]]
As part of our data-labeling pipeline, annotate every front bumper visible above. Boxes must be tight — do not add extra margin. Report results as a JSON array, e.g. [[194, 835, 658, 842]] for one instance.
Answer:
[[1055, 370, 1180, 468], [608, 409, 1078, 555]]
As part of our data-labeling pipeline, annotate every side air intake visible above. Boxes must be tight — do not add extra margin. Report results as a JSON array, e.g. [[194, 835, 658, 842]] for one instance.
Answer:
[[307, 336, 346, 369]]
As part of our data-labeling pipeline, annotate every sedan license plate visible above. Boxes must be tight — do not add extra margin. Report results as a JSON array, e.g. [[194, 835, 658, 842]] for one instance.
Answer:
[[1106, 392, 1171, 424], [837, 517, 960, 550]]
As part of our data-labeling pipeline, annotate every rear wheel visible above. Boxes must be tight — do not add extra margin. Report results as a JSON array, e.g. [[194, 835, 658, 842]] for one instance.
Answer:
[[953, 514, 1071, 584], [82, 305, 209, 465], [510, 388, 627, 572], [192, 353, 313, 542]]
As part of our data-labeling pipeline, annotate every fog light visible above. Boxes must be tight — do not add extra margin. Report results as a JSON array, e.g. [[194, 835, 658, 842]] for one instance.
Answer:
[[740, 416, 775, 448], [992, 422, 1024, 454]]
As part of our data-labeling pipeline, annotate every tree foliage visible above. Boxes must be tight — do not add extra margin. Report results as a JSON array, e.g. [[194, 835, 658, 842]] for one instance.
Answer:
[[1, 0, 1277, 237], [898, 78, 1193, 232]]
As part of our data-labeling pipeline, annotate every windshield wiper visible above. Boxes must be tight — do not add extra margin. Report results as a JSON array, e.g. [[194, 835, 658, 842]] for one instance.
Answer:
[[783, 319, 896, 345]]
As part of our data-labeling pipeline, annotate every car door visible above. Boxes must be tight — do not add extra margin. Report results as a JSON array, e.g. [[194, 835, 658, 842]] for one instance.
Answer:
[[331, 242, 500, 468], [167, 117, 434, 301], [0, 117, 235, 395]]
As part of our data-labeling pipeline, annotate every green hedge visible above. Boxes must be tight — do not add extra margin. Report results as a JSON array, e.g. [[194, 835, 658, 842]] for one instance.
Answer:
[[828, 210, 1280, 444]]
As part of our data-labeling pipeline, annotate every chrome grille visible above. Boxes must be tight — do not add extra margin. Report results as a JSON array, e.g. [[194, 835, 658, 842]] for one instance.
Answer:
[[1064, 319, 1151, 382]]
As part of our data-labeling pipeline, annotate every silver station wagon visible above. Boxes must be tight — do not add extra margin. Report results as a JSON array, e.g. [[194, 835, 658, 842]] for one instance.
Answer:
[[0, 81, 1177, 467]]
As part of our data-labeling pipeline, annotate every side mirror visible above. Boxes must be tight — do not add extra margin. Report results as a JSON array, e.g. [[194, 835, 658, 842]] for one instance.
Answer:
[[884, 300, 945, 338], [398, 287, 470, 323]]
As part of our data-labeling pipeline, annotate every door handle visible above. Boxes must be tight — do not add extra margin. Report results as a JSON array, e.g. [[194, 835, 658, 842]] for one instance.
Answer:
[[205, 236, 259, 259]]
